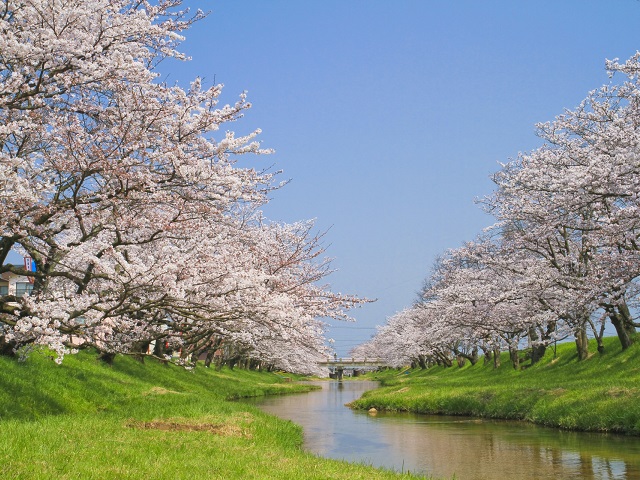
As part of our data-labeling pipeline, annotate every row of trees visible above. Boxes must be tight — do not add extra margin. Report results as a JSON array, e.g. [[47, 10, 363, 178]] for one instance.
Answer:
[[0, 1, 363, 374], [354, 53, 640, 369]]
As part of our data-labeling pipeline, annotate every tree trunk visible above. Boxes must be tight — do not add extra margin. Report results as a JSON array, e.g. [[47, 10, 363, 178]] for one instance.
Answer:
[[0, 337, 16, 357], [153, 339, 170, 365], [528, 327, 546, 365], [483, 349, 492, 365], [153, 339, 165, 357], [131, 341, 149, 363], [493, 347, 501, 369], [436, 351, 453, 367], [97, 351, 116, 365], [530, 343, 546, 365], [574, 325, 589, 361], [417, 355, 427, 369], [456, 347, 479, 367], [508, 346, 519, 370], [609, 301, 636, 350], [227, 357, 238, 370], [585, 316, 605, 354], [204, 349, 215, 368], [469, 347, 479, 365]]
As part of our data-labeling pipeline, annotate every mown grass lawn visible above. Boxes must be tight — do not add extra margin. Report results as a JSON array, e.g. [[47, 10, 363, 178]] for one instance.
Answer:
[[0, 350, 425, 480], [351, 337, 640, 434]]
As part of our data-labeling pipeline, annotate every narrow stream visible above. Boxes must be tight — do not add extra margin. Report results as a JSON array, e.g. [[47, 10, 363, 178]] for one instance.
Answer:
[[246, 380, 640, 480]]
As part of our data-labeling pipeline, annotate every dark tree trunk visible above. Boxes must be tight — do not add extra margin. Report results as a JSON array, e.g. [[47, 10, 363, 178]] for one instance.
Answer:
[[97, 351, 116, 365], [0, 337, 16, 357], [417, 355, 427, 369], [227, 357, 238, 370], [608, 301, 636, 350], [153, 339, 170, 365], [529, 322, 558, 365], [483, 349, 492, 365], [204, 349, 215, 368], [131, 341, 150, 363], [153, 339, 165, 357], [455, 346, 479, 367], [530, 343, 547, 365], [436, 351, 453, 367]]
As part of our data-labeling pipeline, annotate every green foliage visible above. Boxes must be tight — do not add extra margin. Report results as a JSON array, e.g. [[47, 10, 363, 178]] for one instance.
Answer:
[[352, 338, 640, 435], [0, 351, 425, 479]]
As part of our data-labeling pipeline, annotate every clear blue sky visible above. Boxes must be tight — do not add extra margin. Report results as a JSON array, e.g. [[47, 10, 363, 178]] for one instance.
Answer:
[[167, 1, 640, 356]]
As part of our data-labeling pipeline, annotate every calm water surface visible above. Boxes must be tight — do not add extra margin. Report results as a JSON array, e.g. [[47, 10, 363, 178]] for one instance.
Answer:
[[246, 381, 640, 480]]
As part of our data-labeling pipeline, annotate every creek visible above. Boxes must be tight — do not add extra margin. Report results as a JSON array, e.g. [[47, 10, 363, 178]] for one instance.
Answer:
[[245, 380, 640, 480]]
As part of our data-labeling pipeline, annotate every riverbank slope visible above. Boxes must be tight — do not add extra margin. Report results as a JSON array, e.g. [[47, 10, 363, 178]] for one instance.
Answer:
[[351, 337, 640, 435], [0, 350, 423, 479]]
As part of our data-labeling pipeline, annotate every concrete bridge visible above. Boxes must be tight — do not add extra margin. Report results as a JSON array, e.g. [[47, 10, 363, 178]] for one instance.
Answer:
[[318, 357, 387, 380]]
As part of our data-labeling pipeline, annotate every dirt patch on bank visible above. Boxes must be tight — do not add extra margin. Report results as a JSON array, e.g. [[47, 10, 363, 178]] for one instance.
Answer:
[[143, 386, 181, 395], [126, 415, 251, 437]]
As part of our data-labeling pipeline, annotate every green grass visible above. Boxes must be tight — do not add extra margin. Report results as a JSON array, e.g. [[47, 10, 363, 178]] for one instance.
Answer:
[[0, 350, 425, 480], [351, 337, 640, 435]]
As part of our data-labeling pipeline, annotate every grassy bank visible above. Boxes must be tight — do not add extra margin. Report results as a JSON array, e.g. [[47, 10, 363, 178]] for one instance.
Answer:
[[351, 337, 640, 435], [0, 350, 423, 480]]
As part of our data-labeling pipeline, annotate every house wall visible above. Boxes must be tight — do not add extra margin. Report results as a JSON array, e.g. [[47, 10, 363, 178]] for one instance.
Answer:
[[0, 272, 32, 296]]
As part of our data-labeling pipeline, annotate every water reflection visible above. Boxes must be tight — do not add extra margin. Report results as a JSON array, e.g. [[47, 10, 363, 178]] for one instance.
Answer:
[[246, 381, 640, 480]]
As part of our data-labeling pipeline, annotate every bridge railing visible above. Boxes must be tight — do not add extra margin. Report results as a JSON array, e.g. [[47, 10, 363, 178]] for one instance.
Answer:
[[318, 357, 385, 365]]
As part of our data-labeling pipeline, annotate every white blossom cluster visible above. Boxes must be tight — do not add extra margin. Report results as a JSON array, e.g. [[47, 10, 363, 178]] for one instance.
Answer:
[[0, 1, 365, 373]]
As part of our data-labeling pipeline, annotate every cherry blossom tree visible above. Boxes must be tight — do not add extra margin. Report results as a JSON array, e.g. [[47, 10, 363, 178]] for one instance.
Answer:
[[484, 52, 640, 355], [363, 52, 640, 368], [0, 0, 365, 372]]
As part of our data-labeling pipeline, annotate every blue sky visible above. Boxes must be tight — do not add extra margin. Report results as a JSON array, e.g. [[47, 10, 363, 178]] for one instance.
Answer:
[[167, 1, 640, 355]]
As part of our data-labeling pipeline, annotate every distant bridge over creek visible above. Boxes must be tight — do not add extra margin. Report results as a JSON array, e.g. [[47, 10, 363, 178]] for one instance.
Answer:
[[317, 358, 387, 380]]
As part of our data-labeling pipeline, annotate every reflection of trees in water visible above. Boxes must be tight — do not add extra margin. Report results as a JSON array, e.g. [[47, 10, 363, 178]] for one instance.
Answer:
[[591, 457, 627, 479], [376, 416, 639, 479], [251, 384, 640, 480]]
